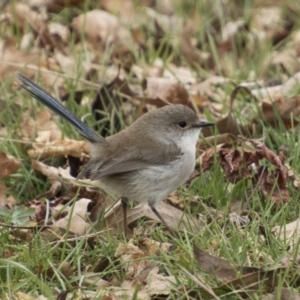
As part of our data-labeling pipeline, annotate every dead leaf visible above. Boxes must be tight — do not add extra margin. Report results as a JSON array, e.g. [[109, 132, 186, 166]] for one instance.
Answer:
[[0, 152, 21, 177], [28, 138, 90, 160], [81, 272, 112, 288], [272, 218, 300, 249], [180, 27, 212, 69], [194, 245, 260, 282], [48, 22, 70, 46], [201, 138, 290, 203], [53, 198, 91, 235], [190, 76, 232, 104], [194, 245, 286, 296], [115, 240, 150, 278], [20, 108, 61, 141], [31, 160, 74, 195], [145, 77, 191, 107], [44, 261, 73, 280], [0, 182, 15, 208], [72, 10, 130, 50], [219, 148, 255, 182], [259, 96, 300, 129]]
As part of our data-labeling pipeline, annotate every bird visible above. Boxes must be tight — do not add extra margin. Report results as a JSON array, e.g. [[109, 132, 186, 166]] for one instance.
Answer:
[[16, 73, 214, 235]]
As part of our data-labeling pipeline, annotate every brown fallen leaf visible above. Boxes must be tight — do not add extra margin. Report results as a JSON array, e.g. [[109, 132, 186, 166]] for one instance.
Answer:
[[72, 10, 130, 50], [20, 108, 61, 142], [31, 160, 74, 195], [0, 152, 21, 177], [115, 240, 151, 278], [114, 242, 174, 298], [200, 147, 218, 172], [201, 137, 290, 203], [241, 137, 289, 203], [179, 27, 212, 69], [194, 245, 286, 297], [28, 138, 90, 160], [194, 245, 259, 282], [272, 218, 300, 249], [259, 95, 300, 129], [0, 182, 15, 208], [144, 77, 191, 107], [217, 268, 284, 295], [219, 148, 255, 182], [53, 198, 91, 235], [214, 85, 258, 137], [44, 261, 73, 280]]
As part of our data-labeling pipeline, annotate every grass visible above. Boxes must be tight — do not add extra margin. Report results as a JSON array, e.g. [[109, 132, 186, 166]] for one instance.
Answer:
[[1, 0, 300, 299]]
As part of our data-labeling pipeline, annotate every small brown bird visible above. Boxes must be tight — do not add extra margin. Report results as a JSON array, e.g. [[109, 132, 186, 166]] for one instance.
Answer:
[[16, 73, 214, 235]]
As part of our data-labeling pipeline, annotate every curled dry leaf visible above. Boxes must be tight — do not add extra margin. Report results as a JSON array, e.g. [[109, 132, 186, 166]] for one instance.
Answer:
[[201, 138, 290, 203], [259, 95, 300, 129], [31, 160, 74, 195], [28, 138, 90, 159], [0, 152, 21, 177], [219, 148, 255, 182]]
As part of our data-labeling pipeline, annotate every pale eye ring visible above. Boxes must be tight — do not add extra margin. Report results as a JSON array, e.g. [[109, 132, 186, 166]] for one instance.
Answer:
[[178, 121, 187, 128]]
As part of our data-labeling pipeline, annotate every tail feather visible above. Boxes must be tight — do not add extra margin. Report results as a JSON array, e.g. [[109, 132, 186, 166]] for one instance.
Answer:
[[16, 73, 103, 143]]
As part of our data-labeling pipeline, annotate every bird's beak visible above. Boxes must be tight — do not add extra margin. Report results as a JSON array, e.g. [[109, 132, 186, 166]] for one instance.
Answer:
[[192, 120, 215, 128]]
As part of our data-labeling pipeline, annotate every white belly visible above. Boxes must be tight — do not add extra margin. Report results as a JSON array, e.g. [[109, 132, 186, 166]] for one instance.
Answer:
[[142, 150, 195, 203]]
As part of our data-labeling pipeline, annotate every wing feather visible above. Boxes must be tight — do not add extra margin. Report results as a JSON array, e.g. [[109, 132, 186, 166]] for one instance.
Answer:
[[78, 144, 182, 180]]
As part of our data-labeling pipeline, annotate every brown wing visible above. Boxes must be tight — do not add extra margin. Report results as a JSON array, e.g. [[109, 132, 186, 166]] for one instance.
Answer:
[[78, 143, 182, 180]]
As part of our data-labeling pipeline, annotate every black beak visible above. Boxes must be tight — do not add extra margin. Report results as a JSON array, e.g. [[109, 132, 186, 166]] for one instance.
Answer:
[[192, 120, 215, 128]]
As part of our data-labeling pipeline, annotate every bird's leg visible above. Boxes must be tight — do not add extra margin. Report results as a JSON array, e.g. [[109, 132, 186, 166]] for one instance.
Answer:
[[121, 197, 128, 236], [149, 203, 178, 238]]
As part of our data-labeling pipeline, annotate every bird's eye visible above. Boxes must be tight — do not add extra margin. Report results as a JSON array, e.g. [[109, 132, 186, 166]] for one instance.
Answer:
[[178, 121, 187, 128]]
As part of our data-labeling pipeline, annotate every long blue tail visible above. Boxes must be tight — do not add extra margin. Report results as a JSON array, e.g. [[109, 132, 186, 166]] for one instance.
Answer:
[[16, 73, 102, 143]]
